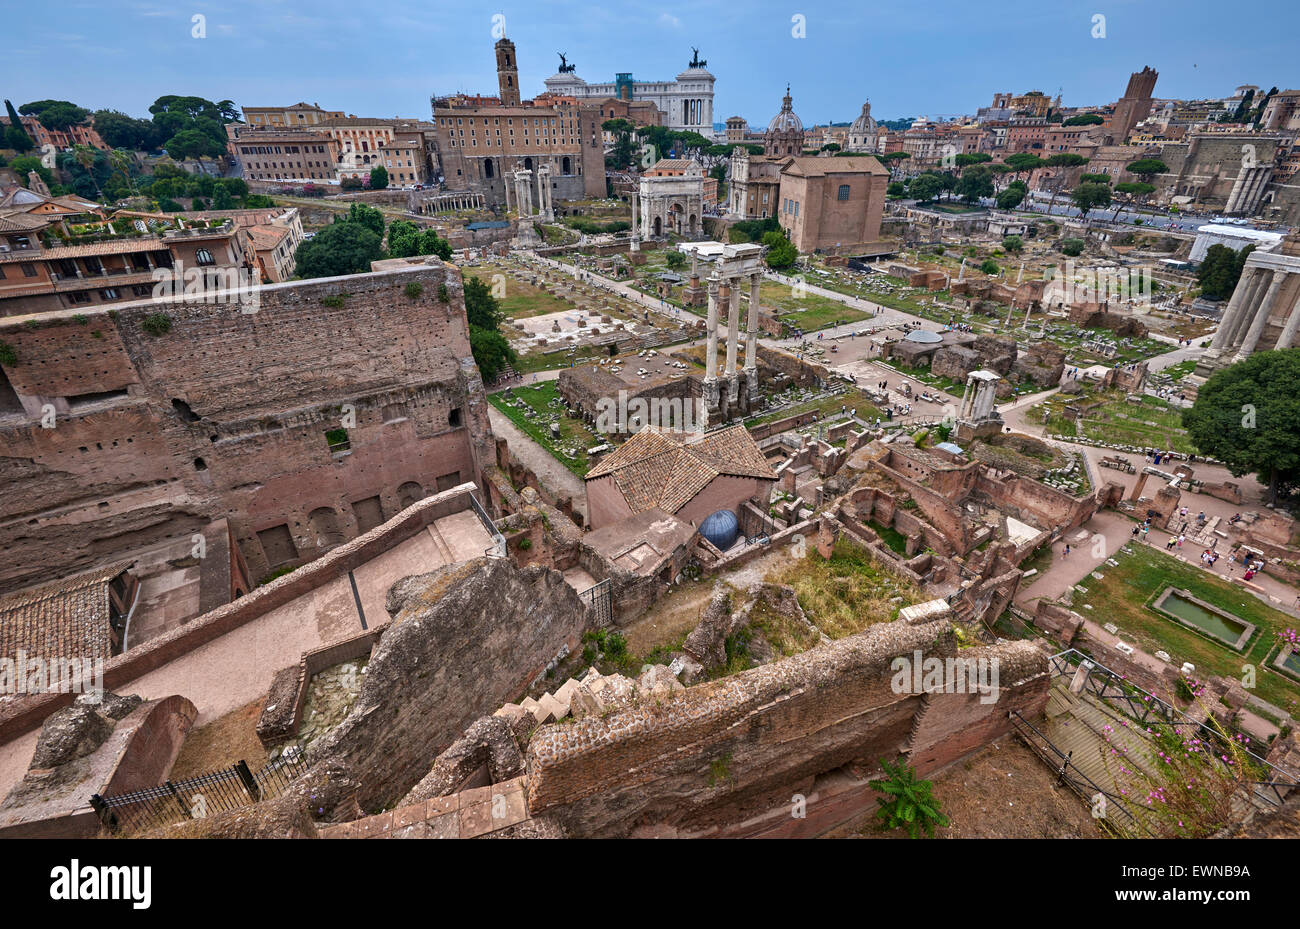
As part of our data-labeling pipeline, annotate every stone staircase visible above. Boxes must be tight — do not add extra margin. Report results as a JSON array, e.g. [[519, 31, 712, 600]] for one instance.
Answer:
[[426, 522, 455, 564], [493, 665, 684, 727]]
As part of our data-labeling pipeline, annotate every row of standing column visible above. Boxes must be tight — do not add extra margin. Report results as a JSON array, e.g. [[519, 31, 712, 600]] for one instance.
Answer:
[[1210, 265, 1300, 361], [704, 271, 763, 382]]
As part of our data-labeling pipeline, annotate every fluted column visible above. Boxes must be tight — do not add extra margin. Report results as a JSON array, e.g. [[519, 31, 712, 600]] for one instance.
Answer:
[[1224, 269, 1268, 350], [1210, 266, 1258, 350], [1276, 292, 1300, 349], [725, 278, 741, 376], [705, 277, 720, 380], [1234, 269, 1287, 361], [744, 271, 761, 371]]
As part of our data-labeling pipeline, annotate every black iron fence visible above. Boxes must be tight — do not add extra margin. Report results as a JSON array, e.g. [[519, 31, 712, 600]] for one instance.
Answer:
[[90, 749, 309, 834], [1008, 710, 1141, 836], [579, 579, 613, 627], [1049, 649, 1300, 807]]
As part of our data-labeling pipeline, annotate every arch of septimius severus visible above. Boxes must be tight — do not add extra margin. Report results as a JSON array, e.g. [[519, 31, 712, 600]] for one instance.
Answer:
[[1194, 232, 1300, 381]]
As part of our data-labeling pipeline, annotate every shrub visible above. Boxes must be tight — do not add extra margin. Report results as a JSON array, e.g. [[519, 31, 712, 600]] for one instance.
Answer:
[[319, 294, 347, 308], [437, 283, 449, 303], [1061, 238, 1084, 257], [979, 259, 999, 275], [517, 537, 532, 551], [0, 342, 16, 367], [73, 313, 89, 325], [870, 756, 950, 838], [404, 281, 423, 300], [142, 313, 172, 337]]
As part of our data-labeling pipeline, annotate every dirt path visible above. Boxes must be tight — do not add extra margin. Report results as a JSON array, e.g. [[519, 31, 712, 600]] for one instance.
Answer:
[[487, 406, 587, 521]]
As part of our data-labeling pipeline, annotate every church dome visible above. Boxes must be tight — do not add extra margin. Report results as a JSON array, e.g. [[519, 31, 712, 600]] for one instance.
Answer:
[[768, 87, 803, 134], [850, 101, 876, 135]]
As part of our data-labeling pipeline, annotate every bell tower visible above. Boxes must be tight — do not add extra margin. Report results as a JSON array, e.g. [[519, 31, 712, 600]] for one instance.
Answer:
[[496, 38, 521, 106]]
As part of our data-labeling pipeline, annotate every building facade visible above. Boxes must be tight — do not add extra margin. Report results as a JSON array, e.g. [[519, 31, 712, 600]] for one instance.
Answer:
[[542, 51, 716, 133]]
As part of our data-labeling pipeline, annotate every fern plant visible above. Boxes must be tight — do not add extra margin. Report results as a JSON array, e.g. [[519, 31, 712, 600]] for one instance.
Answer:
[[870, 757, 950, 838]]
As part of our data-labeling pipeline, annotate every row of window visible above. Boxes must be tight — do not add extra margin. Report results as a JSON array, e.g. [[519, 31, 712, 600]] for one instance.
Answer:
[[0, 262, 39, 279], [442, 116, 567, 128], [238, 144, 330, 155]]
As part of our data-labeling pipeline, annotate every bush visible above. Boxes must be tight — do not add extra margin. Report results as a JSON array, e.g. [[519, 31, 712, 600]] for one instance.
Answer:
[[1061, 238, 1084, 257], [870, 757, 950, 838], [404, 281, 423, 300], [0, 342, 16, 367], [141, 313, 172, 337], [437, 283, 449, 303], [979, 259, 999, 275]]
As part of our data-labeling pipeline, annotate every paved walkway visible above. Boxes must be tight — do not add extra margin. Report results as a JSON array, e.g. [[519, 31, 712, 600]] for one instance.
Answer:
[[487, 405, 587, 521]]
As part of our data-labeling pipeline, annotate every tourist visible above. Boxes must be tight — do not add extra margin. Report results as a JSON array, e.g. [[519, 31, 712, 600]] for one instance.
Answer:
[[1064, 544, 1070, 557], [1166, 536, 1177, 550], [1177, 534, 1185, 548]]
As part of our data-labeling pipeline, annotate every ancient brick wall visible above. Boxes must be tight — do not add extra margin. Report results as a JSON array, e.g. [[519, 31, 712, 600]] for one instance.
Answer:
[[0, 263, 493, 589], [524, 617, 1049, 837]]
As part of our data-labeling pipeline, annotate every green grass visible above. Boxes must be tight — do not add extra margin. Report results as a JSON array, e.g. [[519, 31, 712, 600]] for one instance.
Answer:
[[488, 381, 599, 477], [745, 387, 882, 429], [869, 519, 908, 555], [1074, 543, 1300, 711], [462, 265, 573, 318], [769, 540, 924, 639], [1038, 388, 1198, 454]]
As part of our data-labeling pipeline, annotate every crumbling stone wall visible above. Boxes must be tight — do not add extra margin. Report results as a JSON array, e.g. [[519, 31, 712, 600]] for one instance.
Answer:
[[303, 557, 590, 811], [524, 616, 1049, 837]]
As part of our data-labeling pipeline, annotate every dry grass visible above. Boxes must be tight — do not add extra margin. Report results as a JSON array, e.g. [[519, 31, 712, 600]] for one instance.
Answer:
[[169, 699, 269, 781], [769, 540, 924, 639], [746, 597, 822, 657]]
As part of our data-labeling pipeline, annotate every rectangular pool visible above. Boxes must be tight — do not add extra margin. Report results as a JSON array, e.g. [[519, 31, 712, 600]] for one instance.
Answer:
[[1152, 588, 1256, 651]]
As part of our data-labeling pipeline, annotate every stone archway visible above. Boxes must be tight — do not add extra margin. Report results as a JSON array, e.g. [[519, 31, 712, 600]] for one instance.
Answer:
[[689, 213, 698, 235], [669, 202, 684, 235], [397, 481, 424, 509], [524, 156, 534, 171], [653, 215, 662, 237], [562, 156, 572, 175]]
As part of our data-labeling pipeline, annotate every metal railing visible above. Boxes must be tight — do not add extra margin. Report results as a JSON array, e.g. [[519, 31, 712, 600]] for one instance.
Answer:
[[90, 748, 309, 834], [1049, 649, 1300, 806], [1008, 709, 1141, 835], [579, 579, 613, 626], [468, 491, 507, 559]]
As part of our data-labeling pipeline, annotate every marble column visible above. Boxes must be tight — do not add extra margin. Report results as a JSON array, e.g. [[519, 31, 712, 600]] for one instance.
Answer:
[[705, 277, 720, 380], [1276, 292, 1300, 349], [1234, 269, 1288, 361], [1223, 268, 1268, 350], [725, 278, 741, 376], [1209, 266, 1258, 351], [744, 272, 762, 371]]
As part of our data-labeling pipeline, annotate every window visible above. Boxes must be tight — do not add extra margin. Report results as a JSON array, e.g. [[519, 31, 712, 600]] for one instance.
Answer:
[[448, 407, 462, 428], [100, 289, 119, 300], [195, 248, 215, 266], [20, 262, 37, 278], [838, 184, 851, 201]]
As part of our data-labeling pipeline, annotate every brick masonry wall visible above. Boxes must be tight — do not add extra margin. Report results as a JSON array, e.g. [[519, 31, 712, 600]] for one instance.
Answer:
[[0, 263, 494, 589], [524, 614, 1049, 837]]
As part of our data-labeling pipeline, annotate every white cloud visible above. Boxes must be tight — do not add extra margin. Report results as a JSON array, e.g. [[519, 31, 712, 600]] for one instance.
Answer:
[[658, 12, 681, 28]]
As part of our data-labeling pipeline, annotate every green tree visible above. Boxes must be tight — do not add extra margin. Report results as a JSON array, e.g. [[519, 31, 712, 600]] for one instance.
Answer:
[[1070, 181, 1111, 219], [1110, 181, 1155, 221], [1197, 243, 1253, 299], [4, 100, 33, 153], [91, 110, 162, 150], [1183, 349, 1300, 503], [954, 164, 994, 203], [343, 202, 385, 238], [211, 185, 235, 210], [294, 222, 383, 278], [1004, 152, 1044, 178], [664, 250, 688, 271], [468, 326, 517, 382], [9, 155, 54, 192], [1126, 158, 1168, 184], [369, 165, 389, 190], [996, 183, 1027, 210], [979, 258, 999, 275], [463, 276, 506, 330], [870, 757, 950, 838], [1061, 238, 1084, 257], [1079, 172, 1111, 185], [762, 229, 798, 269], [1003, 235, 1023, 253], [20, 99, 89, 132], [907, 173, 943, 203], [1062, 113, 1105, 126], [887, 181, 906, 198]]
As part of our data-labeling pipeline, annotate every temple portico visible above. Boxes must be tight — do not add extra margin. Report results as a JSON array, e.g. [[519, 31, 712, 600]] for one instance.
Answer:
[[687, 242, 766, 426]]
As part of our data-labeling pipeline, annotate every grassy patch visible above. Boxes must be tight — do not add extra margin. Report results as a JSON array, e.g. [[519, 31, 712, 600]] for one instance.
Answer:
[[1074, 543, 1300, 710], [769, 540, 924, 638], [488, 381, 599, 477]]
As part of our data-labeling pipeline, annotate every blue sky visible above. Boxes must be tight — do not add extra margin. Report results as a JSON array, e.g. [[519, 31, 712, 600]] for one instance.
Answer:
[[7, 0, 1295, 127]]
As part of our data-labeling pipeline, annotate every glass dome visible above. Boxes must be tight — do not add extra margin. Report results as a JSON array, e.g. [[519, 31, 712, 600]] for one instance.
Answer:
[[699, 509, 740, 550]]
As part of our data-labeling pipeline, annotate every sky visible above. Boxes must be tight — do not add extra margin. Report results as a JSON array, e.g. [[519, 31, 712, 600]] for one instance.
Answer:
[[7, 0, 1296, 128]]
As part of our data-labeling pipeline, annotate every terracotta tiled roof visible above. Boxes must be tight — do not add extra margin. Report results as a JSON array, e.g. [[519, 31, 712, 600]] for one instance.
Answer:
[[586, 425, 775, 516], [782, 156, 888, 177], [243, 224, 290, 250], [0, 211, 52, 232], [0, 562, 132, 662]]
